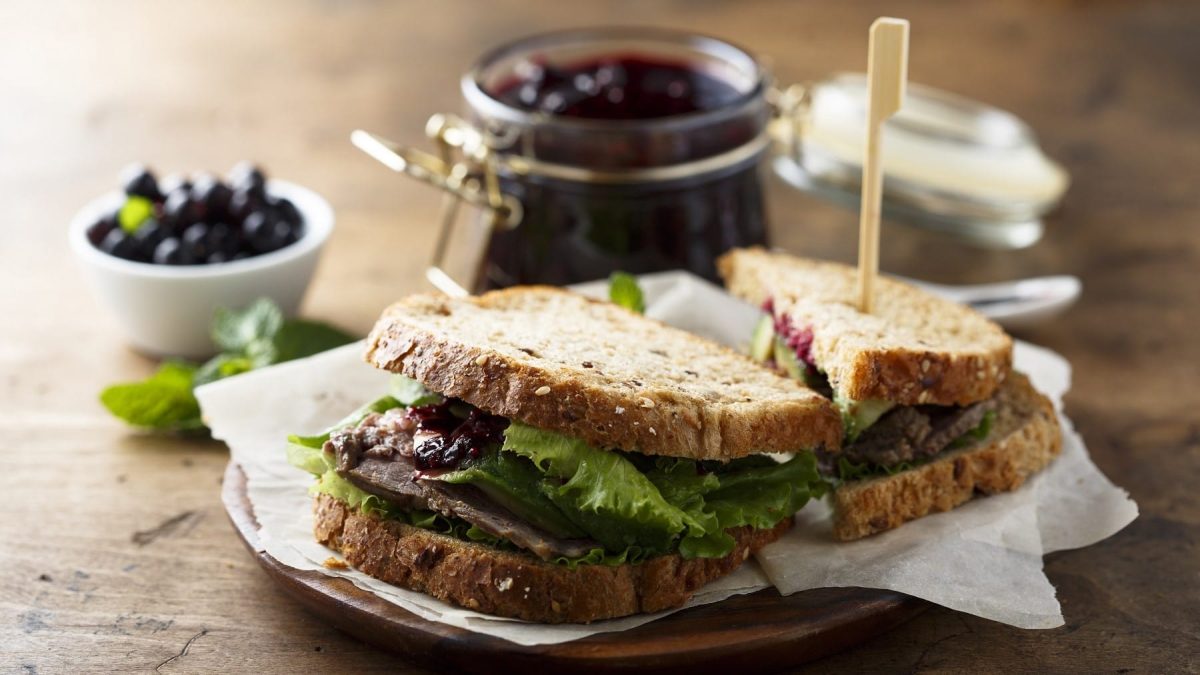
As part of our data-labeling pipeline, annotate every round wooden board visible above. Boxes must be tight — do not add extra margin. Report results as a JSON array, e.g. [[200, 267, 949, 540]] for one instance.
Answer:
[[221, 461, 926, 673]]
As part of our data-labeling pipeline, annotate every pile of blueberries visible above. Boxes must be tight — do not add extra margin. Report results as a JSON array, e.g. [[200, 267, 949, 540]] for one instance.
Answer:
[[86, 163, 304, 265]]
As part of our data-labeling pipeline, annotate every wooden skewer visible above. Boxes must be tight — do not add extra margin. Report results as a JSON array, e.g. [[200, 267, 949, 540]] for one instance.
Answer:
[[856, 17, 910, 313]]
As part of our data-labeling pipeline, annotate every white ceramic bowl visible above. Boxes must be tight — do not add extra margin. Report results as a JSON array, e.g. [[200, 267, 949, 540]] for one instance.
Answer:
[[69, 180, 334, 358]]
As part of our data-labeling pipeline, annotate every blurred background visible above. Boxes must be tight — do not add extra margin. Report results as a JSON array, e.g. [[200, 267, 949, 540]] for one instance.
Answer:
[[2, 0, 1191, 326]]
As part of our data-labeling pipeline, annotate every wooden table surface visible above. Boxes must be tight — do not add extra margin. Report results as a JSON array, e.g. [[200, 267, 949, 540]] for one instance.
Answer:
[[3, 1, 1197, 672]]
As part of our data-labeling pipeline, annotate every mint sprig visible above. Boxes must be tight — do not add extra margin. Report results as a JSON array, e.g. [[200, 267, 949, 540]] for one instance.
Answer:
[[100, 298, 357, 434], [100, 361, 206, 432], [608, 271, 645, 314]]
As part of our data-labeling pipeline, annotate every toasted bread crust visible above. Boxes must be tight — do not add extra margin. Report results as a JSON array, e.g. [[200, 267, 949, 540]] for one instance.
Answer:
[[364, 287, 843, 460], [314, 494, 791, 623], [718, 248, 1013, 407], [830, 372, 1062, 540]]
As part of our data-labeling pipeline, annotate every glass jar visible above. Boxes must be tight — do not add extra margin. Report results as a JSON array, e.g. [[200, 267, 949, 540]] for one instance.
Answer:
[[463, 28, 771, 290], [358, 28, 773, 294]]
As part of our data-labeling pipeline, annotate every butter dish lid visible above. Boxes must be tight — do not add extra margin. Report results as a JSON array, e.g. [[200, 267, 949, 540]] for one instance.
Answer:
[[771, 73, 1070, 249]]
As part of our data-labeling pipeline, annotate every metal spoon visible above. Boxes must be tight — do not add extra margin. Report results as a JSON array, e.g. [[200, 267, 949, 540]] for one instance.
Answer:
[[896, 274, 1082, 329]]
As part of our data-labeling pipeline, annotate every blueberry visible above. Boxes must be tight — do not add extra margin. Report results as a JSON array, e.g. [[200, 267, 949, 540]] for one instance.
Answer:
[[242, 211, 274, 251], [100, 228, 139, 260], [133, 218, 167, 257], [207, 251, 229, 264], [182, 223, 211, 259], [277, 220, 301, 246], [86, 214, 117, 247], [228, 187, 262, 224], [209, 184, 233, 217], [207, 222, 237, 256], [271, 197, 303, 226], [242, 212, 291, 252], [120, 163, 161, 200], [163, 189, 200, 227], [228, 161, 267, 199], [192, 173, 233, 217], [153, 237, 192, 265]]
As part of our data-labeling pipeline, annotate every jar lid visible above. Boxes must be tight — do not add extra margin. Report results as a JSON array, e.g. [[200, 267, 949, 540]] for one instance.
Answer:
[[772, 73, 1069, 249]]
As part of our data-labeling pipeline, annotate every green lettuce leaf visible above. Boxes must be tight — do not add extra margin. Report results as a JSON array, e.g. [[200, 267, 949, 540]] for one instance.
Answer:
[[99, 361, 204, 432], [501, 422, 687, 554], [608, 271, 645, 314], [644, 458, 733, 558], [388, 375, 442, 407], [704, 453, 826, 530], [286, 441, 331, 475], [951, 410, 996, 449], [553, 545, 641, 569]]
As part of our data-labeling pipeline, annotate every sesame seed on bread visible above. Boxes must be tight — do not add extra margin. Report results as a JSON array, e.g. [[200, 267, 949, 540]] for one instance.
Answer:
[[718, 248, 1013, 407], [363, 287, 843, 461]]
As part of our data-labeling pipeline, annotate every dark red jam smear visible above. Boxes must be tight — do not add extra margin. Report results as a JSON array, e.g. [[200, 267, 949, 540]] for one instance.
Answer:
[[491, 55, 746, 120], [762, 298, 816, 367], [405, 400, 509, 471]]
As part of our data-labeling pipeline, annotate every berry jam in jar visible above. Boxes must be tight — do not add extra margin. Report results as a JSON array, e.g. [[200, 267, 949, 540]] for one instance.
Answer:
[[461, 28, 772, 290]]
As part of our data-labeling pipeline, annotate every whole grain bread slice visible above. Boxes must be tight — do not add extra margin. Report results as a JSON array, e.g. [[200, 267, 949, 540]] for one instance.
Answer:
[[718, 248, 1013, 407], [830, 371, 1061, 540], [364, 287, 842, 461], [314, 493, 791, 623]]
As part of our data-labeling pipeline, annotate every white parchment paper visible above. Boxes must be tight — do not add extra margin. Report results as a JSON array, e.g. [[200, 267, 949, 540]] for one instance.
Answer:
[[197, 271, 1137, 645]]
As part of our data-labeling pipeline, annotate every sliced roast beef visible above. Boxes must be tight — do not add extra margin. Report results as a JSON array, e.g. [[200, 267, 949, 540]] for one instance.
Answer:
[[844, 406, 933, 467], [328, 416, 598, 560], [344, 456, 430, 510], [330, 408, 416, 472], [922, 400, 994, 455], [418, 480, 597, 560], [841, 399, 996, 470]]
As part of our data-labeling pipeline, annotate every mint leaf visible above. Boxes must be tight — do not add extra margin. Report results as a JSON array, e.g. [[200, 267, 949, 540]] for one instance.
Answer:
[[212, 298, 284, 353], [99, 361, 204, 432], [104, 297, 360, 436], [608, 271, 645, 314], [245, 336, 278, 368], [271, 319, 356, 362], [118, 196, 154, 233], [193, 353, 254, 387]]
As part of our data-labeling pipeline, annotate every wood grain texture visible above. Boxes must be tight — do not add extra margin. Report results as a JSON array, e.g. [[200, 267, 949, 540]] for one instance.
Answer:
[[1, 0, 1198, 672]]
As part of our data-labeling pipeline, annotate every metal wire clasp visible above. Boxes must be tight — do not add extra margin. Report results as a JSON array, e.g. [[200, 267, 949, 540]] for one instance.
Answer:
[[351, 116, 523, 296], [766, 82, 812, 163]]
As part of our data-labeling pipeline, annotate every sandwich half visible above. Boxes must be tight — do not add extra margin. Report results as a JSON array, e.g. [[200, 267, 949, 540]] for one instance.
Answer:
[[718, 248, 1063, 540], [287, 287, 841, 623]]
